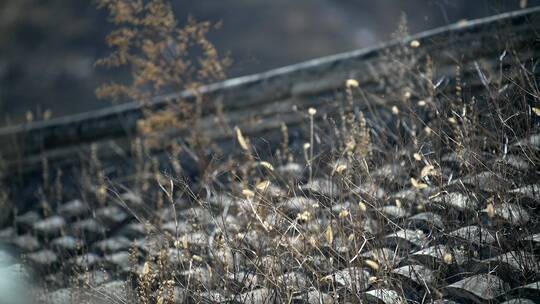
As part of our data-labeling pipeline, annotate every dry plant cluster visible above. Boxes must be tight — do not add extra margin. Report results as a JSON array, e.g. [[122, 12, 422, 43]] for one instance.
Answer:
[[96, 0, 230, 153]]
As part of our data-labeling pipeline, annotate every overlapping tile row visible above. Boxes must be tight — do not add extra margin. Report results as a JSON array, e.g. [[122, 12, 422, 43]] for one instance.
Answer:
[[0, 131, 538, 304]]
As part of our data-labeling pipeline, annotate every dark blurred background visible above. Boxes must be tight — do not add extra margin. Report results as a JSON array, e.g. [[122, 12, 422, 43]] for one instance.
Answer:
[[1, 0, 538, 126]]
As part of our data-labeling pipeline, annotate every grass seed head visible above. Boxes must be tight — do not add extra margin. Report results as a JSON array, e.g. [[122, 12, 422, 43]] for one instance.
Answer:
[[486, 203, 495, 218], [235, 127, 250, 151], [443, 253, 453, 265], [325, 225, 334, 245], [365, 259, 380, 271], [411, 177, 428, 189], [410, 39, 420, 48], [242, 189, 255, 199], [339, 209, 350, 219], [255, 180, 271, 192], [358, 201, 367, 212], [258, 161, 274, 171], [346, 79, 359, 88]]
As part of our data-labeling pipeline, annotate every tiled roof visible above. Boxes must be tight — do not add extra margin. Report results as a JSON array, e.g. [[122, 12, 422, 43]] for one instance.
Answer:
[[0, 7, 540, 304]]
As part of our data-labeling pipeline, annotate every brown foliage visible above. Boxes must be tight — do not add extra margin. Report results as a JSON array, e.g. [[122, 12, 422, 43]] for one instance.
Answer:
[[96, 0, 231, 150], [96, 0, 230, 102]]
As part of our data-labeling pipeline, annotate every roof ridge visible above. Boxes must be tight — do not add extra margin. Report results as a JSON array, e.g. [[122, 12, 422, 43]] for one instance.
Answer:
[[1, 6, 540, 171]]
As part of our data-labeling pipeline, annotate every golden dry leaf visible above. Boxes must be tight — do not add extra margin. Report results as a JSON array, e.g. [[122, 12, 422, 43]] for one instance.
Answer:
[[258, 161, 274, 171], [255, 180, 271, 192], [242, 189, 255, 198], [235, 127, 249, 151], [325, 225, 334, 245], [339, 209, 350, 219], [411, 177, 428, 189], [420, 165, 437, 178], [365, 259, 380, 271], [532, 107, 540, 117], [192, 255, 203, 262]]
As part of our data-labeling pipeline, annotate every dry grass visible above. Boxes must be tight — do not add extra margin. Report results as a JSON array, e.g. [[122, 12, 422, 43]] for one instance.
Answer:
[[1, 5, 539, 304], [112, 18, 538, 302], [78, 39, 539, 301]]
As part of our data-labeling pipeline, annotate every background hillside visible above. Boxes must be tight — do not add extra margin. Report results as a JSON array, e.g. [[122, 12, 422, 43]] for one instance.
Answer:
[[0, 0, 537, 125]]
